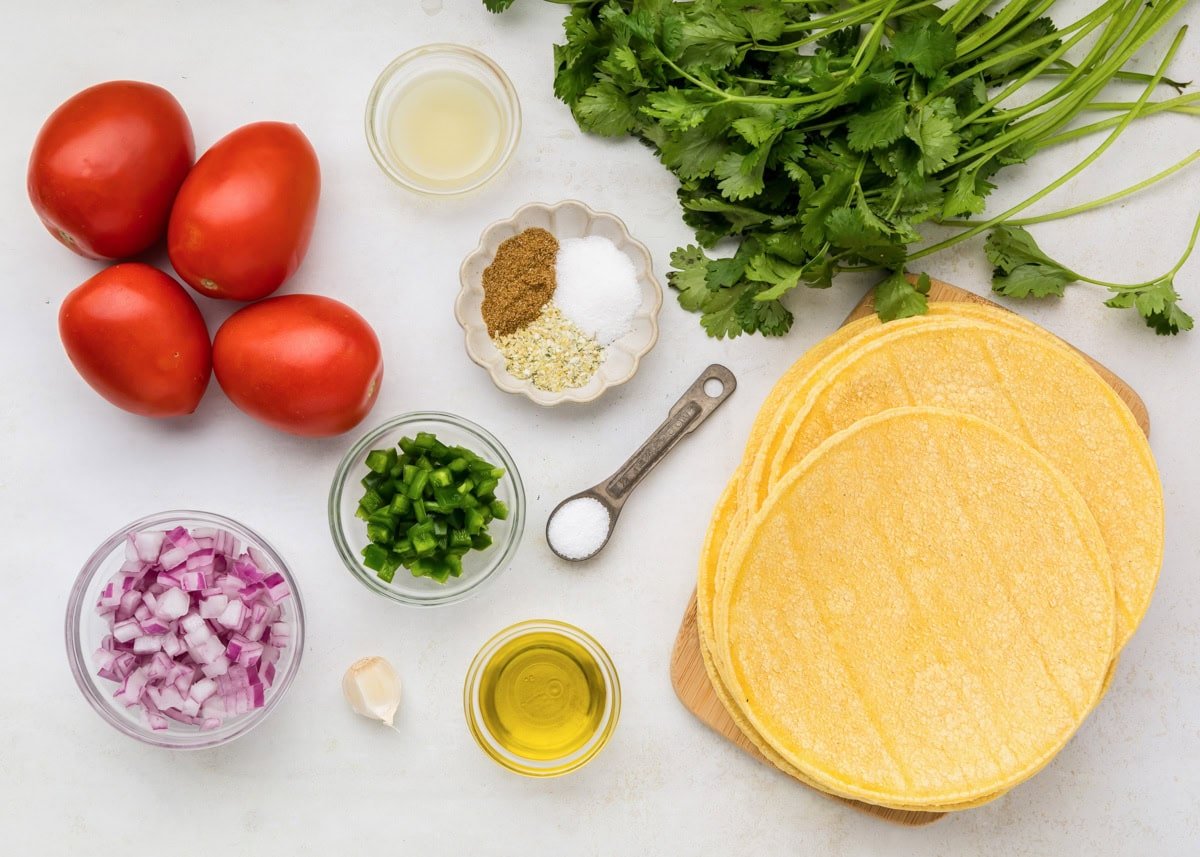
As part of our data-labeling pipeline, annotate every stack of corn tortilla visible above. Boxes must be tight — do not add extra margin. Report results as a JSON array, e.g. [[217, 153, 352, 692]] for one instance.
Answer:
[[698, 302, 1163, 811]]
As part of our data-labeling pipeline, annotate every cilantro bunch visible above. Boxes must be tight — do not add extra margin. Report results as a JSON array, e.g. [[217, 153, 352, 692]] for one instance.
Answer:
[[485, 0, 1198, 335]]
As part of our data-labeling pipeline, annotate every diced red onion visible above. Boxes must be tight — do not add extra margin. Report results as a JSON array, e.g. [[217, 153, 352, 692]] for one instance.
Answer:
[[130, 531, 166, 563], [198, 594, 228, 619], [155, 587, 190, 621], [112, 619, 142, 643], [132, 635, 162, 655], [92, 525, 292, 732], [217, 600, 246, 629], [201, 654, 231, 679]]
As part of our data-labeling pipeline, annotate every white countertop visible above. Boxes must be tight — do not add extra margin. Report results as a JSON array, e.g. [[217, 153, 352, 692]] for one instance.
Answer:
[[1, 2, 1197, 854]]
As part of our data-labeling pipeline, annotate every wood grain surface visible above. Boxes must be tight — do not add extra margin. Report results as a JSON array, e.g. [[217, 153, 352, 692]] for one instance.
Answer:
[[668, 279, 1150, 826]]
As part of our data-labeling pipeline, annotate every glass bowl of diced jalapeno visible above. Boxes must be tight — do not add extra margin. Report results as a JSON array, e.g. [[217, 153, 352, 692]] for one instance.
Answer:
[[329, 412, 525, 606]]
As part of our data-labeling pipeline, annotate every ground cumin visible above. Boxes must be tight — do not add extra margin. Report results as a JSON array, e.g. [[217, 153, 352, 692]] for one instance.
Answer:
[[482, 227, 559, 337]]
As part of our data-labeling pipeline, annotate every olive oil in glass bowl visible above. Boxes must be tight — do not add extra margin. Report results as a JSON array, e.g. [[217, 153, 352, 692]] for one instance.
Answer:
[[464, 619, 620, 777]]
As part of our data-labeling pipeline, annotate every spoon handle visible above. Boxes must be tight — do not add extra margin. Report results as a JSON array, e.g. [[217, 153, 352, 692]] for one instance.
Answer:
[[593, 365, 737, 511]]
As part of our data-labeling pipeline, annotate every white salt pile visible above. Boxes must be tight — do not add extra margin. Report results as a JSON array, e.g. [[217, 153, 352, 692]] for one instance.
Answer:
[[554, 235, 641, 345], [547, 496, 611, 560]]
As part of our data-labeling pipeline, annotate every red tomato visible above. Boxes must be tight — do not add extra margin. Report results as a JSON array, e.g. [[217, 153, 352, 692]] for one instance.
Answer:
[[59, 264, 212, 417], [213, 295, 382, 436], [168, 122, 320, 302], [28, 81, 194, 260]]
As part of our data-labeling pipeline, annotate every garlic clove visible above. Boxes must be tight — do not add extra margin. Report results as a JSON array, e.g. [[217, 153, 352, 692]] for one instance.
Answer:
[[342, 656, 402, 727]]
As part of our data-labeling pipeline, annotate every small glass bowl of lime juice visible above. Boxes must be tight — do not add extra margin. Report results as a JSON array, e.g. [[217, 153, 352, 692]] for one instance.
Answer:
[[365, 44, 521, 196]]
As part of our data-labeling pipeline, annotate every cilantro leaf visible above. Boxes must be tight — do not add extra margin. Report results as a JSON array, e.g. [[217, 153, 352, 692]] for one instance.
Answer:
[[875, 271, 931, 321], [642, 88, 717, 131], [745, 252, 803, 300], [715, 147, 771, 201], [483, 0, 515, 11], [905, 98, 961, 174], [727, 0, 788, 43], [660, 7, 685, 58], [669, 242, 794, 338], [676, 11, 746, 70], [735, 289, 793, 336], [985, 226, 1063, 273], [1143, 300, 1193, 335], [681, 194, 775, 232], [985, 226, 1076, 298], [1132, 280, 1194, 335], [696, 283, 750, 339], [706, 254, 748, 289], [891, 19, 957, 78], [574, 82, 641, 136], [599, 44, 646, 87], [1105, 281, 1194, 334], [992, 265, 1074, 298], [668, 245, 713, 312], [824, 207, 905, 266], [731, 112, 783, 148], [941, 170, 991, 219], [847, 91, 908, 151], [658, 127, 734, 179], [800, 170, 856, 252]]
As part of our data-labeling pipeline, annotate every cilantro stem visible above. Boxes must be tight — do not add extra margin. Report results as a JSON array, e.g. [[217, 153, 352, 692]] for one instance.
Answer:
[[949, 0, 1184, 174], [933, 0, 1119, 110], [955, 0, 1053, 54], [1049, 204, 1200, 291], [951, 0, 1133, 126], [654, 1, 898, 107], [941, 149, 1200, 228], [761, 0, 940, 51], [1036, 94, 1200, 148], [908, 26, 1188, 263], [940, 0, 996, 32], [779, 0, 893, 34], [1044, 61, 1190, 94]]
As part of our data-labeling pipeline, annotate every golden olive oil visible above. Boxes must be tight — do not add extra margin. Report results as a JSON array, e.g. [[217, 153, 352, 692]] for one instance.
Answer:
[[386, 72, 504, 188], [477, 630, 606, 760]]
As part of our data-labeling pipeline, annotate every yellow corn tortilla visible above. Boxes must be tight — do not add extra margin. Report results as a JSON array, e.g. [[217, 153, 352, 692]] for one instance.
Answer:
[[695, 476, 1118, 812], [693, 480, 1008, 811], [696, 305, 1136, 809], [709, 305, 1052, 648], [752, 317, 1161, 649], [725, 305, 1079, 621], [713, 408, 1117, 808], [741, 301, 1075, 511]]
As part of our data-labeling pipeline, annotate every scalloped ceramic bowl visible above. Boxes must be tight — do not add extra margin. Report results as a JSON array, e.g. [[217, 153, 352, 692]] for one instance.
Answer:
[[456, 200, 662, 406]]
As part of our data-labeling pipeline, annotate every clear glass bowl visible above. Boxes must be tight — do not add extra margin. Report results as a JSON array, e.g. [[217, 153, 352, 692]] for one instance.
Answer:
[[464, 619, 621, 777], [365, 43, 521, 196], [329, 412, 525, 606], [64, 510, 305, 749]]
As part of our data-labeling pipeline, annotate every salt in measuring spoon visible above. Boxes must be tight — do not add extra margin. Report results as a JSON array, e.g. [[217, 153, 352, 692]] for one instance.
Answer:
[[546, 365, 737, 562]]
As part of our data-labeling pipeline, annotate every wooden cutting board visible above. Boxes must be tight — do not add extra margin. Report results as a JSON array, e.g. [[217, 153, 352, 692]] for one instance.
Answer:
[[669, 278, 1150, 826]]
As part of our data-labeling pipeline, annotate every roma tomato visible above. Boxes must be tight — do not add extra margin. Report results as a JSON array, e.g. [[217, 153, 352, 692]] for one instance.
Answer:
[[59, 264, 212, 417], [213, 295, 382, 437], [168, 122, 320, 302], [28, 81, 194, 260]]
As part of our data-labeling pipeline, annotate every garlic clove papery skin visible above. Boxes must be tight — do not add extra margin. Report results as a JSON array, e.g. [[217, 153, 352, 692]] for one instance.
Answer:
[[342, 656, 402, 727]]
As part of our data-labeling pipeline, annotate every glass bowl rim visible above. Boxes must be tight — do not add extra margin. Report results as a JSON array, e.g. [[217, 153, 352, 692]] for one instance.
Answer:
[[462, 618, 621, 778], [363, 42, 522, 197], [328, 411, 526, 607], [64, 509, 306, 750]]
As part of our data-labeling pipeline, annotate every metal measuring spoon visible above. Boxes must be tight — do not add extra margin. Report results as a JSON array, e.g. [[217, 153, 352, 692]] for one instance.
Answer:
[[546, 365, 737, 562]]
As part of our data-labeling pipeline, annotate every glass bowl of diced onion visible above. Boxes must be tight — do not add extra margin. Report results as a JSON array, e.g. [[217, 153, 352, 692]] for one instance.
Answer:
[[64, 510, 305, 749]]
